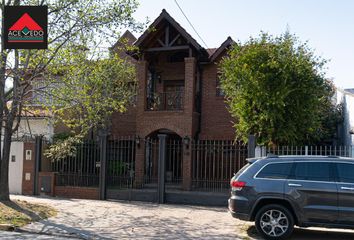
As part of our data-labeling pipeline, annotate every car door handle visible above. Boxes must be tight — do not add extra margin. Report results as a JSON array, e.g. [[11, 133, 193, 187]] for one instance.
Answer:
[[341, 187, 354, 191], [288, 183, 302, 187]]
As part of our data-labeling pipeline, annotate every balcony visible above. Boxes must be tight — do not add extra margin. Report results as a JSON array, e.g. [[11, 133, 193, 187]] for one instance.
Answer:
[[146, 91, 183, 111]]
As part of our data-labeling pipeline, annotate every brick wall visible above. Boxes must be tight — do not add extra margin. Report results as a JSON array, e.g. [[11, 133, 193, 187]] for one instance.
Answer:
[[55, 186, 99, 200], [134, 57, 198, 139], [199, 57, 235, 140], [111, 106, 137, 136], [22, 142, 35, 195], [110, 53, 235, 140]]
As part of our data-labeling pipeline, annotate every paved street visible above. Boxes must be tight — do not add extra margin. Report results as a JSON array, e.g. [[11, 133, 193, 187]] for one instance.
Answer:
[[1, 195, 354, 239]]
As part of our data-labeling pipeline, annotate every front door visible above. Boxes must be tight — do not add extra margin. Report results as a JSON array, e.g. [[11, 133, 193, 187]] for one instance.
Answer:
[[285, 161, 338, 224], [335, 162, 354, 225]]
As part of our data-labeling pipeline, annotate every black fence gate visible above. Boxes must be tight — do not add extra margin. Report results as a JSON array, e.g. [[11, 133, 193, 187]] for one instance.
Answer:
[[191, 140, 248, 192], [51, 140, 100, 187], [49, 136, 249, 205]]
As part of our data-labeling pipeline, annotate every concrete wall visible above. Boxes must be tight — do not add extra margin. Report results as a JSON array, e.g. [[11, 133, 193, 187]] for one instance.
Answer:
[[336, 88, 354, 146], [8, 141, 24, 194]]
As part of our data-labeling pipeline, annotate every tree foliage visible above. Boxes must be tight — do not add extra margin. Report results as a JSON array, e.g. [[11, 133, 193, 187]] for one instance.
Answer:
[[220, 32, 342, 146], [43, 49, 137, 161]]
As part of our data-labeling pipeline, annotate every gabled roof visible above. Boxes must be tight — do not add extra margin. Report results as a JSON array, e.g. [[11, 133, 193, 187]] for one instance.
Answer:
[[134, 9, 204, 52], [209, 36, 235, 62], [206, 48, 217, 56], [111, 30, 137, 51]]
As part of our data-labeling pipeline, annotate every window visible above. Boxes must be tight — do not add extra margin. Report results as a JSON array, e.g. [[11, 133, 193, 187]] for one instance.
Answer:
[[216, 77, 225, 96], [256, 162, 293, 179], [292, 162, 332, 182], [336, 163, 354, 183]]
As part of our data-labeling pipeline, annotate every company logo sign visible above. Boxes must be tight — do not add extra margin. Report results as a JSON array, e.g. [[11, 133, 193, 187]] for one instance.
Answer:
[[4, 6, 47, 49]]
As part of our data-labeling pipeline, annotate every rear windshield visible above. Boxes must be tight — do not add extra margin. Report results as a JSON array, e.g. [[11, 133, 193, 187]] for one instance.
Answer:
[[256, 162, 293, 179], [234, 163, 251, 178]]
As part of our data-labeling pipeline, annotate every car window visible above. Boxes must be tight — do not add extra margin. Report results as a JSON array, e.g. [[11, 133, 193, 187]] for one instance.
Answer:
[[336, 163, 354, 183], [235, 163, 250, 178], [256, 162, 293, 179], [292, 162, 331, 182]]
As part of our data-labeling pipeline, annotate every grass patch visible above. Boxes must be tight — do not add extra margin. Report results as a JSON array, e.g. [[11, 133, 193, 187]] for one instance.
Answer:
[[0, 200, 57, 227]]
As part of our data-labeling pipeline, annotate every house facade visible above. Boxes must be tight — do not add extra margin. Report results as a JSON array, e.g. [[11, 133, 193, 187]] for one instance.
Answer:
[[111, 10, 235, 141], [109, 9, 237, 190], [34, 10, 247, 203]]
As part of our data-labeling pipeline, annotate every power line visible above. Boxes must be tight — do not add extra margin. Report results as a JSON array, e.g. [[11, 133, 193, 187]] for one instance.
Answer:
[[174, 0, 209, 49]]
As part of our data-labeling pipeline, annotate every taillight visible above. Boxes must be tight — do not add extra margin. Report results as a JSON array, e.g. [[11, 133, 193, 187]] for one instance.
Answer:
[[230, 179, 246, 190]]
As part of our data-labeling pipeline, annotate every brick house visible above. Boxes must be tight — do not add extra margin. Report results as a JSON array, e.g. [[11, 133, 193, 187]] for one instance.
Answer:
[[37, 9, 247, 202], [111, 9, 235, 140], [109, 9, 237, 191]]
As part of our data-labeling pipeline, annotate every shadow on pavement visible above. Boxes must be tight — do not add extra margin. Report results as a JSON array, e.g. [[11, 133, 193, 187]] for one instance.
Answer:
[[246, 225, 354, 240]]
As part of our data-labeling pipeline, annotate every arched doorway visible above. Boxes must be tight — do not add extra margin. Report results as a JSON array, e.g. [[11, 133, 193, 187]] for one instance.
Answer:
[[145, 129, 183, 189]]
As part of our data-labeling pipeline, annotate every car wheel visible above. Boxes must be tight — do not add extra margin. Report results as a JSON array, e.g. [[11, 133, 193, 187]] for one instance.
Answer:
[[255, 204, 294, 240]]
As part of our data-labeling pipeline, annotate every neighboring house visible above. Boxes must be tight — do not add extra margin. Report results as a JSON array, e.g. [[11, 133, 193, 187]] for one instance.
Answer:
[[336, 88, 354, 146], [14, 111, 54, 141], [8, 89, 54, 195]]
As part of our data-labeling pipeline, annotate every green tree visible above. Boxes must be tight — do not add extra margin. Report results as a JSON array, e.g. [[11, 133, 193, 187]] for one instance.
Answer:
[[43, 49, 137, 161], [0, 0, 143, 201], [220, 32, 340, 146]]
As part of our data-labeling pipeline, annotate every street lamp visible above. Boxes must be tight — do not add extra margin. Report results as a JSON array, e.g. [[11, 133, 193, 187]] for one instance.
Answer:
[[183, 136, 190, 149], [135, 135, 141, 147]]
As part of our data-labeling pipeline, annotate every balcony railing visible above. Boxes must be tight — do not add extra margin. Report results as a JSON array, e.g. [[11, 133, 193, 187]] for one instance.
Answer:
[[146, 91, 183, 111]]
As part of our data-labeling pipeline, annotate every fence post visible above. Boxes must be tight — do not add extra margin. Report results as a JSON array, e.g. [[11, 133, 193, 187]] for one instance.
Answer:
[[34, 135, 43, 195], [247, 135, 256, 158], [305, 146, 308, 156], [99, 132, 108, 200], [351, 145, 354, 158], [157, 134, 167, 204], [255, 146, 262, 158]]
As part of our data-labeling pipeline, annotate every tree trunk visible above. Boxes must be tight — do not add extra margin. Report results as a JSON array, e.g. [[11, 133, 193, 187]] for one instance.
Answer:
[[0, 128, 12, 201], [0, 2, 8, 201]]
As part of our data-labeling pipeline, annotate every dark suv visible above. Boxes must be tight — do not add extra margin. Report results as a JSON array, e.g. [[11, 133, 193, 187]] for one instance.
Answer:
[[228, 155, 354, 240]]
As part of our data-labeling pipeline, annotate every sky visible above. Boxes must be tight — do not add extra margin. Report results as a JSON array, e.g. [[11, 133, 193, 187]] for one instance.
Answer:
[[131, 0, 354, 89]]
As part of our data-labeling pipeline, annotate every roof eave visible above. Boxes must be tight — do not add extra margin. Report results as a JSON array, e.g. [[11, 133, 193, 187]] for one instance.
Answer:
[[209, 36, 235, 62], [134, 9, 205, 53]]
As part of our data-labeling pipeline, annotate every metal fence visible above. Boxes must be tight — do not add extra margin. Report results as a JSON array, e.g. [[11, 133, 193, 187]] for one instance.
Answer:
[[52, 141, 100, 187], [143, 138, 183, 188], [106, 137, 136, 189], [50, 137, 249, 193], [143, 138, 159, 187], [146, 91, 184, 111], [52, 137, 137, 188], [256, 145, 354, 158], [191, 140, 248, 192]]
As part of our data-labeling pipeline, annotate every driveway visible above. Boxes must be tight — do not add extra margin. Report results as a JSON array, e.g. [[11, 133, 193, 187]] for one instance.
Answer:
[[1, 195, 354, 240]]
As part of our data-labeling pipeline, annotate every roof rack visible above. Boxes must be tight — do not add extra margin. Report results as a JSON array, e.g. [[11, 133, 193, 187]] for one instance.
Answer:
[[266, 153, 278, 158]]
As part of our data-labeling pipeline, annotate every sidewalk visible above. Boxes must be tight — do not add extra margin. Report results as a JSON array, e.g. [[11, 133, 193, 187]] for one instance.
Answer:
[[2, 195, 354, 240]]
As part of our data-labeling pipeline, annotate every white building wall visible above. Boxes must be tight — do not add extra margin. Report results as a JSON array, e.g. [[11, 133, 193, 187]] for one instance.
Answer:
[[336, 89, 354, 146], [15, 118, 54, 141], [8, 141, 24, 194], [8, 117, 53, 194]]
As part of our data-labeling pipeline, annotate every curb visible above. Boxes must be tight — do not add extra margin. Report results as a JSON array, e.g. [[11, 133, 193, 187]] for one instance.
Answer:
[[0, 224, 15, 231]]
